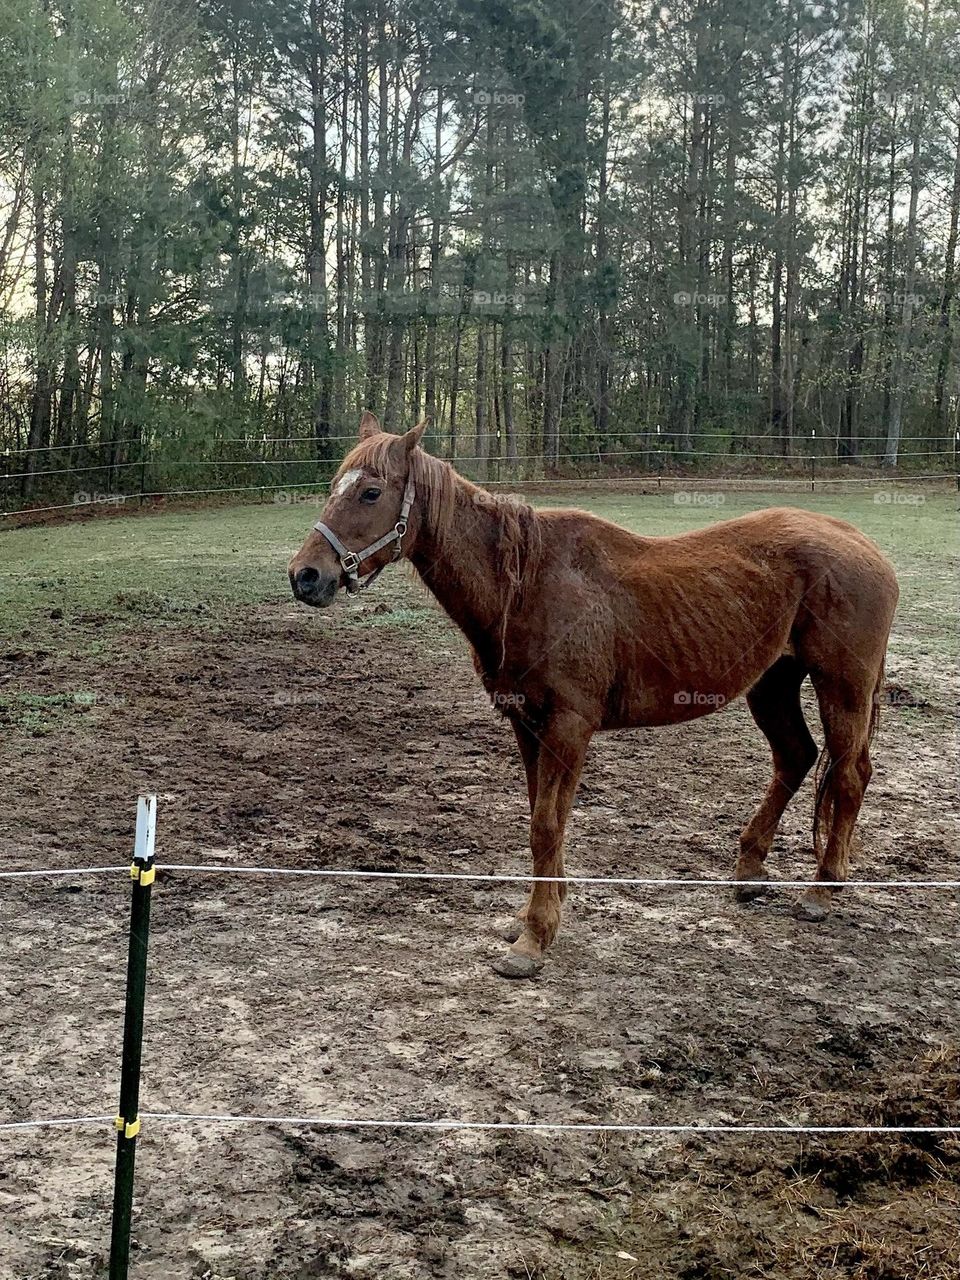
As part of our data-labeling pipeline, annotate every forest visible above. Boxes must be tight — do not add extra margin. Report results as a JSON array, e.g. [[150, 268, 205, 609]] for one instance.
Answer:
[[0, 0, 958, 506]]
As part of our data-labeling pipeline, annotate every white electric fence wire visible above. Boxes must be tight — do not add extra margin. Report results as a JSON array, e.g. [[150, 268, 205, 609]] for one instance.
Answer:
[[141, 1114, 960, 1135], [1, 863, 959, 889], [0, 1112, 955, 1136], [1, 472, 953, 518], [3, 431, 954, 455], [1, 860, 960, 890], [1, 446, 953, 480], [159, 864, 960, 889]]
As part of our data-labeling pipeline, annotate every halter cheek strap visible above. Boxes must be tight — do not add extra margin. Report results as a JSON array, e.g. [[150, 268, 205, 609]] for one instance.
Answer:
[[313, 475, 416, 594]]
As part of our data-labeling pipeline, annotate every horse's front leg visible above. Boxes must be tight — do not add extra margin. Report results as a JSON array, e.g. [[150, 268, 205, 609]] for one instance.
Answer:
[[494, 711, 593, 979]]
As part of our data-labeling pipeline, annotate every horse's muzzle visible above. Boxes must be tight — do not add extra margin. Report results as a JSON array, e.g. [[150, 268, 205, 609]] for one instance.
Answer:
[[290, 565, 338, 608]]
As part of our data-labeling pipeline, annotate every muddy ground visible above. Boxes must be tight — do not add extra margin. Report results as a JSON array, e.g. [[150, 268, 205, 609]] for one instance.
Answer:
[[0, 572, 958, 1279]]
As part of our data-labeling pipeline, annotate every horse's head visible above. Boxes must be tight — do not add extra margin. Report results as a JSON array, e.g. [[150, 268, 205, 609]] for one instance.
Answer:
[[288, 411, 427, 607]]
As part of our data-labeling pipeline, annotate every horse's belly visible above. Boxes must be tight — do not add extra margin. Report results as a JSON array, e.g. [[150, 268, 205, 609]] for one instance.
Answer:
[[603, 681, 740, 730], [602, 634, 792, 730]]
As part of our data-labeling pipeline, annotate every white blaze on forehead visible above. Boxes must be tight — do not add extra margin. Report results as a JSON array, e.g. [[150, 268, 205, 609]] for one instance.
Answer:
[[334, 468, 363, 496]]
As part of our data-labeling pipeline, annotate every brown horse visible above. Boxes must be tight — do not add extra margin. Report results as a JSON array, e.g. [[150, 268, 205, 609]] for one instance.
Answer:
[[289, 413, 899, 978]]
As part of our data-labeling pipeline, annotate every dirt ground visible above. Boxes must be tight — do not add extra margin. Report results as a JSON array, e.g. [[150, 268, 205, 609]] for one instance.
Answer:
[[1, 564, 959, 1278]]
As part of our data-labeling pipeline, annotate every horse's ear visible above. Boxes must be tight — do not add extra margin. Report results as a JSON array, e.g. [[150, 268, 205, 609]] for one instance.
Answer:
[[401, 418, 428, 454], [358, 410, 381, 440]]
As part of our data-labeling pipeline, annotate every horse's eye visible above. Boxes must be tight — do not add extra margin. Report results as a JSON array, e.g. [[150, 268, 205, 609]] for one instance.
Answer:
[[360, 487, 382, 503]]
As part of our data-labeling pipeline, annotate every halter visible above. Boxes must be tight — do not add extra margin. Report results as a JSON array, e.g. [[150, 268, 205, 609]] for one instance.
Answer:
[[313, 475, 416, 594]]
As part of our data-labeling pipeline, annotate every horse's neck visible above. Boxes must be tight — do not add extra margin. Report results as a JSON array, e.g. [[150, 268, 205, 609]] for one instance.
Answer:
[[409, 480, 510, 659]]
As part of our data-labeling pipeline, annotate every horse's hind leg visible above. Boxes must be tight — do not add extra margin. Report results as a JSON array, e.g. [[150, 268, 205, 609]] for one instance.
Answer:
[[735, 657, 818, 902], [502, 717, 540, 943], [796, 673, 876, 922]]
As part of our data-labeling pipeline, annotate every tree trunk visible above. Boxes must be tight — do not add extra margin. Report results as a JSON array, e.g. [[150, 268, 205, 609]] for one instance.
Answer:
[[885, 0, 930, 466], [423, 92, 444, 438], [24, 166, 53, 497], [934, 119, 960, 433]]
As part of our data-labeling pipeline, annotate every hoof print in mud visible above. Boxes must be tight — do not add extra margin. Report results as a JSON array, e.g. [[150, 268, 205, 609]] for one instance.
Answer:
[[794, 898, 830, 923], [733, 880, 770, 903], [492, 953, 543, 979]]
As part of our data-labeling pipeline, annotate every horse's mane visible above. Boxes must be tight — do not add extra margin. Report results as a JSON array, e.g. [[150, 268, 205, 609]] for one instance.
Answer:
[[342, 435, 542, 658]]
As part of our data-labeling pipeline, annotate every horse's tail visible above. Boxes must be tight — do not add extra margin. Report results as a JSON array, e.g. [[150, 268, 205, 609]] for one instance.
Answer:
[[812, 662, 884, 860]]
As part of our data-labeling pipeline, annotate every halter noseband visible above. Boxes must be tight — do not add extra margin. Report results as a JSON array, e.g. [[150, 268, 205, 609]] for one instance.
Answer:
[[313, 475, 416, 594]]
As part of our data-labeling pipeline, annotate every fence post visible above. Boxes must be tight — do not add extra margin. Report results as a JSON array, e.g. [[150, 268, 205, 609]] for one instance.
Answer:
[[109, 795, 157, 1280], [138, 443, 148, 509]]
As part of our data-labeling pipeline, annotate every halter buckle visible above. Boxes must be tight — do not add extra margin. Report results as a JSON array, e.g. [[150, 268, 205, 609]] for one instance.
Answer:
[[340, 551, 361, 574], [395, 519, 408, 539]]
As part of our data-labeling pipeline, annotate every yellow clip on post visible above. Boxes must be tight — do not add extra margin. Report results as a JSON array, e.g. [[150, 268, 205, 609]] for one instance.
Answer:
[[115, 1115, 141, 1139], [129, 863, 156, 886]]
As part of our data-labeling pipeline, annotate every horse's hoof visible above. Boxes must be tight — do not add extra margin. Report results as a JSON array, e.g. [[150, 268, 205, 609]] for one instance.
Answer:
[[501, 919, 524, 943], [794, 896, 829, 922], [492, 952, 543, 979]]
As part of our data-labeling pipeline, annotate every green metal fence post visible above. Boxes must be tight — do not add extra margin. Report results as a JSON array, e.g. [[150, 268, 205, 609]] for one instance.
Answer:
[[109, 795, 157, 1280]]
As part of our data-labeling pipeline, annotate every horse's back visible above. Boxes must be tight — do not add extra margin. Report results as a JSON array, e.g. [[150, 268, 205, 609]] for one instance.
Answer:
[[538, 503, 897, 598], [522, 504, 898, 729]]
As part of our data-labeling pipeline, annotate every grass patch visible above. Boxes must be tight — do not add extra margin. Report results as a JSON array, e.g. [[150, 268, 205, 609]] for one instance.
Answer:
[[348, 605, 440, 629], [0, 489, 955, 659], [0, 689, 109, 736]]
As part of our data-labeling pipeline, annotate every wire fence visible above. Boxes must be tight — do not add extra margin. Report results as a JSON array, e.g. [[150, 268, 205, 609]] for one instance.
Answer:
[[1, 469, 955, 521], [2, 431, 956, 519], [5, 431, 957, 457], [2, 800, 958, 1275], [1, 849, 960, 1131]]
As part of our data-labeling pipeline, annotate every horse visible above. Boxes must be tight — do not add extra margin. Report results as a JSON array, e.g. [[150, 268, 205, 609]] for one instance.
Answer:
[[289, 412, 899, 978]]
